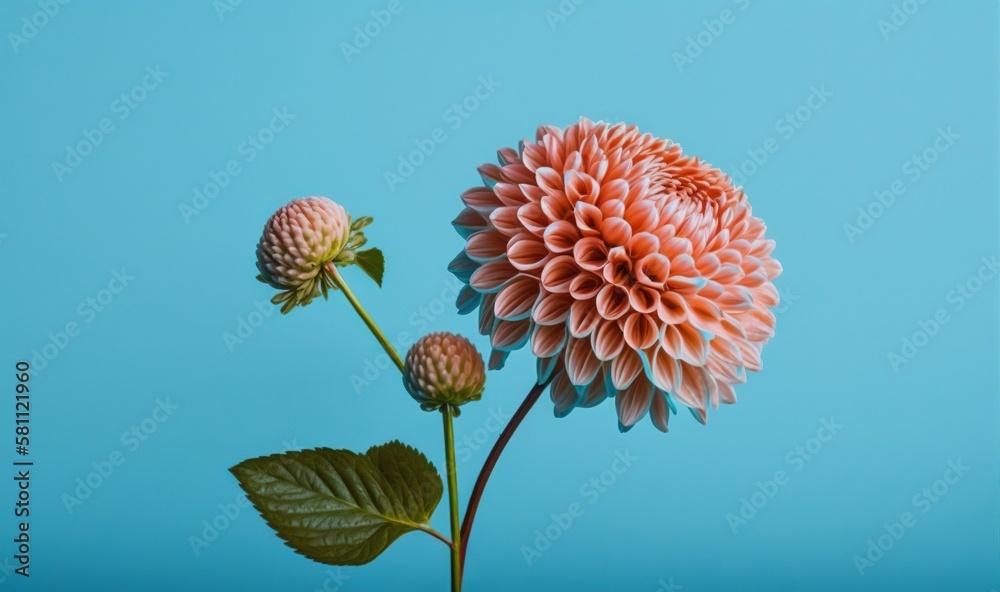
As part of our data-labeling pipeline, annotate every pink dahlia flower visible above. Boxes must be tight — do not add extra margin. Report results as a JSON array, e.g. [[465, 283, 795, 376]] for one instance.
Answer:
[[449, 118, 781, 432]]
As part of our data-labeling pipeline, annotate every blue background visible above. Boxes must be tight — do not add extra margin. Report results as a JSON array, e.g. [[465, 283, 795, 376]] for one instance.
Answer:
[[1, 1, 997, 590]]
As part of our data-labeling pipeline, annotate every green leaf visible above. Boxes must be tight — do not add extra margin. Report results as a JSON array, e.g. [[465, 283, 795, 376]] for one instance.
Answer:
[[230, 441, 443, 566], [355, 248, 385, 287]]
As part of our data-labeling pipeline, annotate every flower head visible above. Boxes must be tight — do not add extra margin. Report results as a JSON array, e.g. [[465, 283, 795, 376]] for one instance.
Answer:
[[404, 332, 487, 415], [450, 118, 781, 432], [256, 196, 376, 313]]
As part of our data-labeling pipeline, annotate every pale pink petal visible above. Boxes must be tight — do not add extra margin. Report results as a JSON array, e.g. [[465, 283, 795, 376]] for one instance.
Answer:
[[494, 275, 541, 321], [668, 252, 697, 275], [540, 192, 572, 222], [610, 347, 643, 389], [754, 282, 780, 307], [540, 256, 578, 293], [616, 377, 654, 429], [597, 178, 628, 204], [716, 247, 743, 266], [489, 206, 523, 237], [635, 254, 669, 289], [709, 336, 742, 366], [672, 362, 710, 411], [478, 163, 503, 187], [592, 319, 625, 361], [543, 134, 565, 171], [494, 182, 528, 207], [627, 231, 660, 259], [650, 345, 681, 392], [666, 275, 703, 294], [478, 293, 497, 335], [662, 236, 692, 258], [448, 251, 479, 283], [649, 391, 671, 432], [497, 147, 521, 166], [603, 246, 633, 286], [750, 238, 776, 259], [456, 285, 482, 315], [507, 235, 551, 272], [741, 270, 768, 288], [595, 284, 630, 320], [550, 370, 579, 417], [517, 202, 549, 236], [623, 312, 658, 350], [542, 219, 580, 253], [717, 380, 737, 405], [535, 166, 563, 195], [762, 257, 783, 280], [707, 354, 742, 387], [696, 252, 721, 277], [565, 170, 599, 204], [574, 202, 604, 237], [656, 291, 688, 324], [564, 337, 602, 387], [500, 162, 534, 184], [520, 183, 546, 202], [452, 207, 488, 238], [531, 323, 567, 358], [461, 187, 502, 213], [470, 259, 517, 293], [599, 199, 626, 219], [488, 349, 509, 371], [628, 284, 660, 314], [624, 200, 658, 234], [520, 141, 547, 171], [569, 271, 603, 300], [600, 217, 632, 247], [569, 299, 602, 338], [573, 237, 609, 272], [685, 295, 724, 336], [579, 367, 611, 408], [743, 306, 776, 342], [718, 286, 754, 311], [491, 319, 531, 351], [712, 263, 744, 284], [465, 230, 509, 262], [532, 292, 574, 325], [661, 323, 709, 366]]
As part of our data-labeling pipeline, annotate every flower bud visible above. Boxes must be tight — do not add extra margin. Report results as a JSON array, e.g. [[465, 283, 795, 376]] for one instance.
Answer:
[[403, 332, 486, 415], [256, 196, 373, 313]]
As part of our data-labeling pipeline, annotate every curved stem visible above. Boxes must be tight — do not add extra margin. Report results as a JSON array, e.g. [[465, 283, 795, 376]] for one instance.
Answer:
[[327, 264, 404, 373], [416, 526, 453, 548], [459, 379, 551, 570], [328, 264, 458, 585], [442, 410, 462, 592]]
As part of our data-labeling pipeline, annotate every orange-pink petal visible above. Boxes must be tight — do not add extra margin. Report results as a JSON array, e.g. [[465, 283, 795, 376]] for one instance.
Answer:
[[494, 275, 541, 321]]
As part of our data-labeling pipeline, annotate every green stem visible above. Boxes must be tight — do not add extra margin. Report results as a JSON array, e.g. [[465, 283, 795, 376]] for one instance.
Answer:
[[416, 525, 454, 548], [442, 409, 462, 592], [328, 263, 457, 586], [327, 263, 404, 373]]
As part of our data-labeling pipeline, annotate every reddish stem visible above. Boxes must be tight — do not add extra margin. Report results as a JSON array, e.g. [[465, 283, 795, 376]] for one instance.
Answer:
[[459, 379, 550, 571]]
